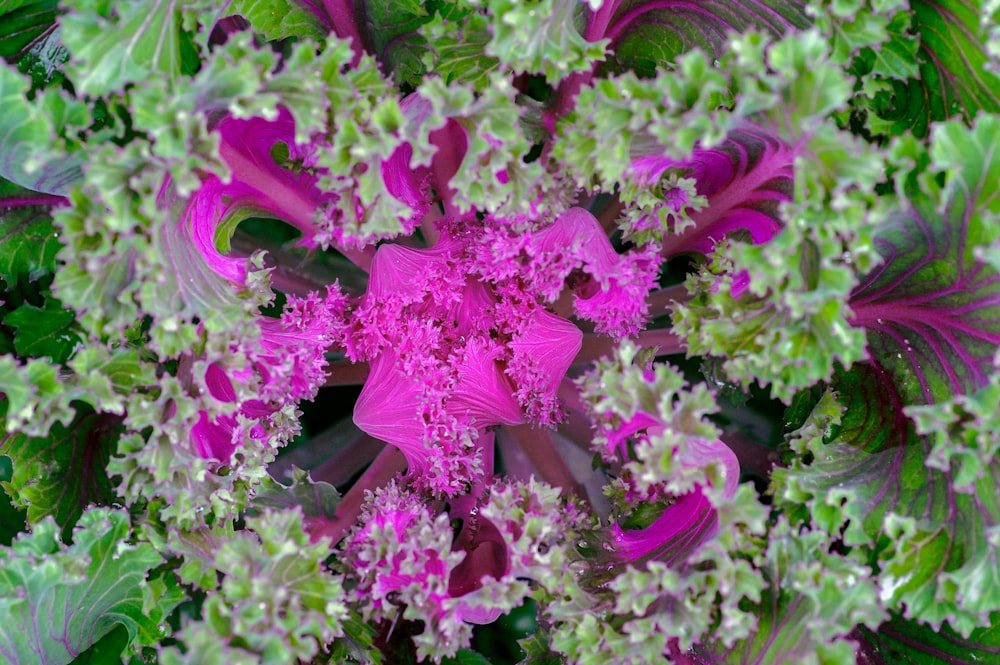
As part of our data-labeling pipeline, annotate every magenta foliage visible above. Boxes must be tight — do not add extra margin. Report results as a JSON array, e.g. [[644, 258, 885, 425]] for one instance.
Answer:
[[632, 126, 794, 258]]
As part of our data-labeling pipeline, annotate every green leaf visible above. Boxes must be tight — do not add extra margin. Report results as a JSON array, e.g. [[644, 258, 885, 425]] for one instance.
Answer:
[[772, 364, 1000, 634], [866, 0, 1000, 138], [0, 1, 61, 64], [484, 0, 606, 85], [600, 0, 812, 76], [1, 403, 121, 534], [856, 612, 1000, 664], [0, 64, 85, 194], [250, 466, 341, 522], [419, 4, 498, 91], [417, 74, 557, 216], [3, 296, 81, 362], [856, 9, 920, 81], [59, 0, 214, 96], [441, 649, 494, 665], [0, 455, 27, 545], [162, 509, 349, 664], [700, 518, 883, 665], [363, 0, 430, 86], [0, 177, 63, 282], [231, 0, 326, 42], [0, 509, 165, 665]]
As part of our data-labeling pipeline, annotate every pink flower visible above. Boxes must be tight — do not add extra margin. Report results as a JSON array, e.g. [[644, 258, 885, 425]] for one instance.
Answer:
[[349, 232, 582, 495]]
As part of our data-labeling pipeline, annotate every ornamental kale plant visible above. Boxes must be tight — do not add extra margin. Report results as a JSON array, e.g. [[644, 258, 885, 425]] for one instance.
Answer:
[[1, 0, 999, 663]]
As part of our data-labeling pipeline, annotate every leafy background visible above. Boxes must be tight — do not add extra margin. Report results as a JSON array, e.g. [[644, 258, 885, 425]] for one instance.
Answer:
[[1, 0, 1000, 663]]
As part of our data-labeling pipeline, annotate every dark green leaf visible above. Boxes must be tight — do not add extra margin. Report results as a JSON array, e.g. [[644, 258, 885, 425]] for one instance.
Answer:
[[4, 296, 81, 362], [867, 0, 1000, 138], [441, 649, 494, 665], [856, 612, 1000, 664], [1, 404, 121, 534], [363, 0, 430, 86], [0, 455, 27, 545], [0, 177, 63, 282], [0, 0, 60, 62]]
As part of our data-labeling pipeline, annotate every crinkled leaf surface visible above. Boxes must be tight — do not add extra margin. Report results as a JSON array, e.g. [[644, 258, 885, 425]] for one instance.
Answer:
[[231, 0, 326, 41], [599, 0, 811, 76], [700, 520, 882, 665], [363, 0, 430, 86], [773, 364, 1000, 635], [484, 0, 606, 85], [59, 0, 208, 96], [0, 509, 165, 665]]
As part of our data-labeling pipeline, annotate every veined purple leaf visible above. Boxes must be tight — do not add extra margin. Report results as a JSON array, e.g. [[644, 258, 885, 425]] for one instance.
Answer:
[[595, 0, 810, 76], [855, 612, 1000, 665], [848, 198, 1000, 405], [773, 364, 1000, 634], [631, 126, 794, 256]]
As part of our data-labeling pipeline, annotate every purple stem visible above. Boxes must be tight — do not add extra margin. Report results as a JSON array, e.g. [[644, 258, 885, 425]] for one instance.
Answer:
[[547, 1, 623, 125], [0, 195, 68, 208], [322, 0, 365, 66], [506, 423, 591, 505]]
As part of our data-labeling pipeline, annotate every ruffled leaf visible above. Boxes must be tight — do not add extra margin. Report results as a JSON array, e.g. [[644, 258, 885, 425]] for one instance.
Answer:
[[0, 509, 166, 665], [484, 0, 607, 85], [772, 364, 1000, 635], [231, 0, 326, 41], [698, 518, 884, 665], [59, 0, 210, 96], [161, 508, 349, 664], [0, 66, 85, 195], [598, 0, 811, 76]]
